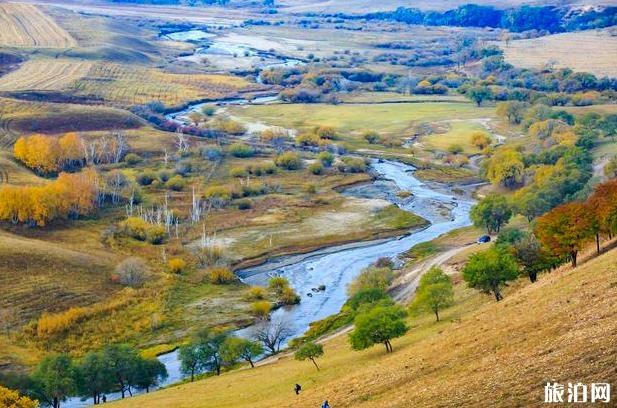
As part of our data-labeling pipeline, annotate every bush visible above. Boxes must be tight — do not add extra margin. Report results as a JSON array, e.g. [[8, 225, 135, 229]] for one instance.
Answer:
[[157, 170, 172, 183], [230, 167, 247, 178], [308, 162, 324, 175], [124, 153, 142, 166], [201, 146, 223, 161], [275, 152, 302, 170], [144, 225, 165, 244], [338, 157, 367, 173], [168, 258, 187, 274], [296, 133, 321, 147], [175, 160, 192, 176], [208, 267, 236, 284], [114, 257, 149, 287], [280, 286, 301, 305], [317, 151, 334, 167], [121, 217, 149, 241], [166, 175, 187, 191], [236, 198, 252, 210], [363, 131, 381, 144], [249, 301, 272, 319], [244, 286, 267, 301], [136, 171, 156, 186], [213, 119, 246, 135], [448, 144, 464, 154], [228, 143, 255, 158]]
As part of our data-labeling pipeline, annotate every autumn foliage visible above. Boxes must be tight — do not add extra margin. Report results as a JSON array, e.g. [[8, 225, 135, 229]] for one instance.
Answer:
[[0, 168, 99, 226], [14, 133, 85, 174]]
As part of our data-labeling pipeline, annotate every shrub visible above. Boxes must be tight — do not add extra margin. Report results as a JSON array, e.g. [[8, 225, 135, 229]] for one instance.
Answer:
[[244, 286, 267, 301], [280, 286, 301, 305], [363, 131, 381, 144], [275, 152, 302, 170], [201, 106, 216, 116], [168, 258, 187, 274], [237, 198, 252, 210], [338, 157, 367, 173], [296, 133, 321, 147], [157, 170, 172, 183], [136, 171, 156, 186], [213, 119, 246, 135], [208, 267, 236, 284], [304, 183, 317, 194], [230, 167, 247, 178], [347, 266, 393, 296], [315, 126, 337, 139], [308, 162, 324, 175], [175, 160, 192, 176], [268, 276, 290, 295], [201, 146, 223, 161], [448, 144, 464, 154], [114, 257, 149, 287], [124, 153, 142, 165], [249, 301, 272, 319], [166, 175, 187, 191], [146, 225, 167, 244], [228, 143, 255, 158], [317, 151, 334, 167], [121, 217, 149, 241]]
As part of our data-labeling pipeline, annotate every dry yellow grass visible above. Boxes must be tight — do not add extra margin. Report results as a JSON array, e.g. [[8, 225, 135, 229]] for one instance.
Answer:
[[71, 63, 252, 106], [500, 29, 617, 77], [0, 3, 76, 48], [112, 248, 617, 408], [0, 58, 93, 91]]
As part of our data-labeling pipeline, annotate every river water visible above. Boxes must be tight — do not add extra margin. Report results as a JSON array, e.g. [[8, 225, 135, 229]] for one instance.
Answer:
[[65, 159, 472, 407]]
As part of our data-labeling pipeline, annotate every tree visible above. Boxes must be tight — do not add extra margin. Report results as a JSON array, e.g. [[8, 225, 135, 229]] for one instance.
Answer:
[[347, 266, 393, 296], [470, 194, 512, 234], [114, 257, 149, 287], [470, 131, 492, 150], [220, 337, 263, 368], [294, 342, 324, 371], [466, 86, 492, 106], [133, 358, 167, 393], [587, 179, 617, 241], [102, 344, 141, 399], [409, 266, 454, 321], [535, 202, 595, 267], [194, 328, 228, 376], [0, 385, 38, 408], [254, 319, 291, 355], [486, 148, 524, 188], [349, 305, 408, 353], [178, 344, 201, 382], [512, 234, 561, 282], [76, 351, 114, 404], [604, 155, 617, 178], [462, 246, 519, 301], [496, 101, 528, 124], [32, 354, 77, 408]]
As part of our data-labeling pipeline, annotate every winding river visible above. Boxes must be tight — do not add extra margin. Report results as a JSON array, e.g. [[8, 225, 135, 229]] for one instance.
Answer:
[[65, 159, 472, 407]]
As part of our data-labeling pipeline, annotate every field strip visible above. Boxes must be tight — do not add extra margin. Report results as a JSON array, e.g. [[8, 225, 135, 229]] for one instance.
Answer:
[[0, 58, 93, 91], [0, 3, 76, 48]]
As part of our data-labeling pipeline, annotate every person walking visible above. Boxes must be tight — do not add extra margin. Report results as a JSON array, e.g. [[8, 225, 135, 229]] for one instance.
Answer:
[[294, 383, 302, 395], [321, 400, 330, 408]]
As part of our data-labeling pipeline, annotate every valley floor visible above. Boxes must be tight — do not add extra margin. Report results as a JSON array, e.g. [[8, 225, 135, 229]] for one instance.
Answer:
[[110, 247, 617, 408]]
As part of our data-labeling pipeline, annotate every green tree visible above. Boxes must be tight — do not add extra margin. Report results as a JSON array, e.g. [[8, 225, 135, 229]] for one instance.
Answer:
[[194, 328, 228, 376], [133, 358, 167, 393], [462, 246, 519, 301], [101, 344, 141, 399], [512, 234, 561, 282], [496, 101, 528, 124], [220, 337, 263, 368], [76, 351, 113, 405], [349, 305, 408, 353], [466, 86, 492, 106], [470, 194, 513, 234], [409, 267, 454, 321], [32, 354, 77, 408], [294, 342, 324, 371], [486, 148, 524, 188], [178, 344, 201, 382]]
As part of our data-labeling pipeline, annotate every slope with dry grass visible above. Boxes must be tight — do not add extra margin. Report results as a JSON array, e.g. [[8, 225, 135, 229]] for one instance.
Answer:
[[0, 3, 76, 48], [111, 248, 617, 408]]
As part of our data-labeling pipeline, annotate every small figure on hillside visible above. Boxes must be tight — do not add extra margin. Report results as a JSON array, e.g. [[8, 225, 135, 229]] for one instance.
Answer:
[[321, 400, 330, 408], [102, 395, 107, 403], [294, 383, 302, 395]]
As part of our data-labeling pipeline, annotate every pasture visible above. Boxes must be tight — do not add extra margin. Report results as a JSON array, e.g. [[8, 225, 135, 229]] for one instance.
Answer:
[[0, 3, 76, 48], [499, 29, 617, 77]]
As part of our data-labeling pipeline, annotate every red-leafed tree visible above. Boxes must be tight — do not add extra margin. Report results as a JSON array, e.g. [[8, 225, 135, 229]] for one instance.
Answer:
[[535, 202, 595, 267]]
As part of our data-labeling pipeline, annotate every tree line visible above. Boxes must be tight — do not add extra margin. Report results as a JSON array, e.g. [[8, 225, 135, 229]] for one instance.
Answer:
[[1, 344, 167, 408]]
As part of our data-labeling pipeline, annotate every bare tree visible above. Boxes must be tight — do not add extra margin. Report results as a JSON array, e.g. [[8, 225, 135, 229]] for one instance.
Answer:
[[253, 319, 292, 355], [115, 257, 149, 287]]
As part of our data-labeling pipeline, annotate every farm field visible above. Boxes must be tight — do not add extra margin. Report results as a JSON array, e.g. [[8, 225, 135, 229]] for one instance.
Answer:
[[0, 58, 93, 92], [0, 3, 76, 48], [112, 247, 617, 408], [499, 29, 617, 77]]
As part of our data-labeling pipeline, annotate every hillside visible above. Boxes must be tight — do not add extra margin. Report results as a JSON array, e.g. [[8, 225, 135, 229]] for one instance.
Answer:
[[111, 248, 617, 408]]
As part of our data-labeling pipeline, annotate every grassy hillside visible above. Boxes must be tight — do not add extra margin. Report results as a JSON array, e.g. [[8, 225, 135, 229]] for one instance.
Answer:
[[112, 248, 617, 408]]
